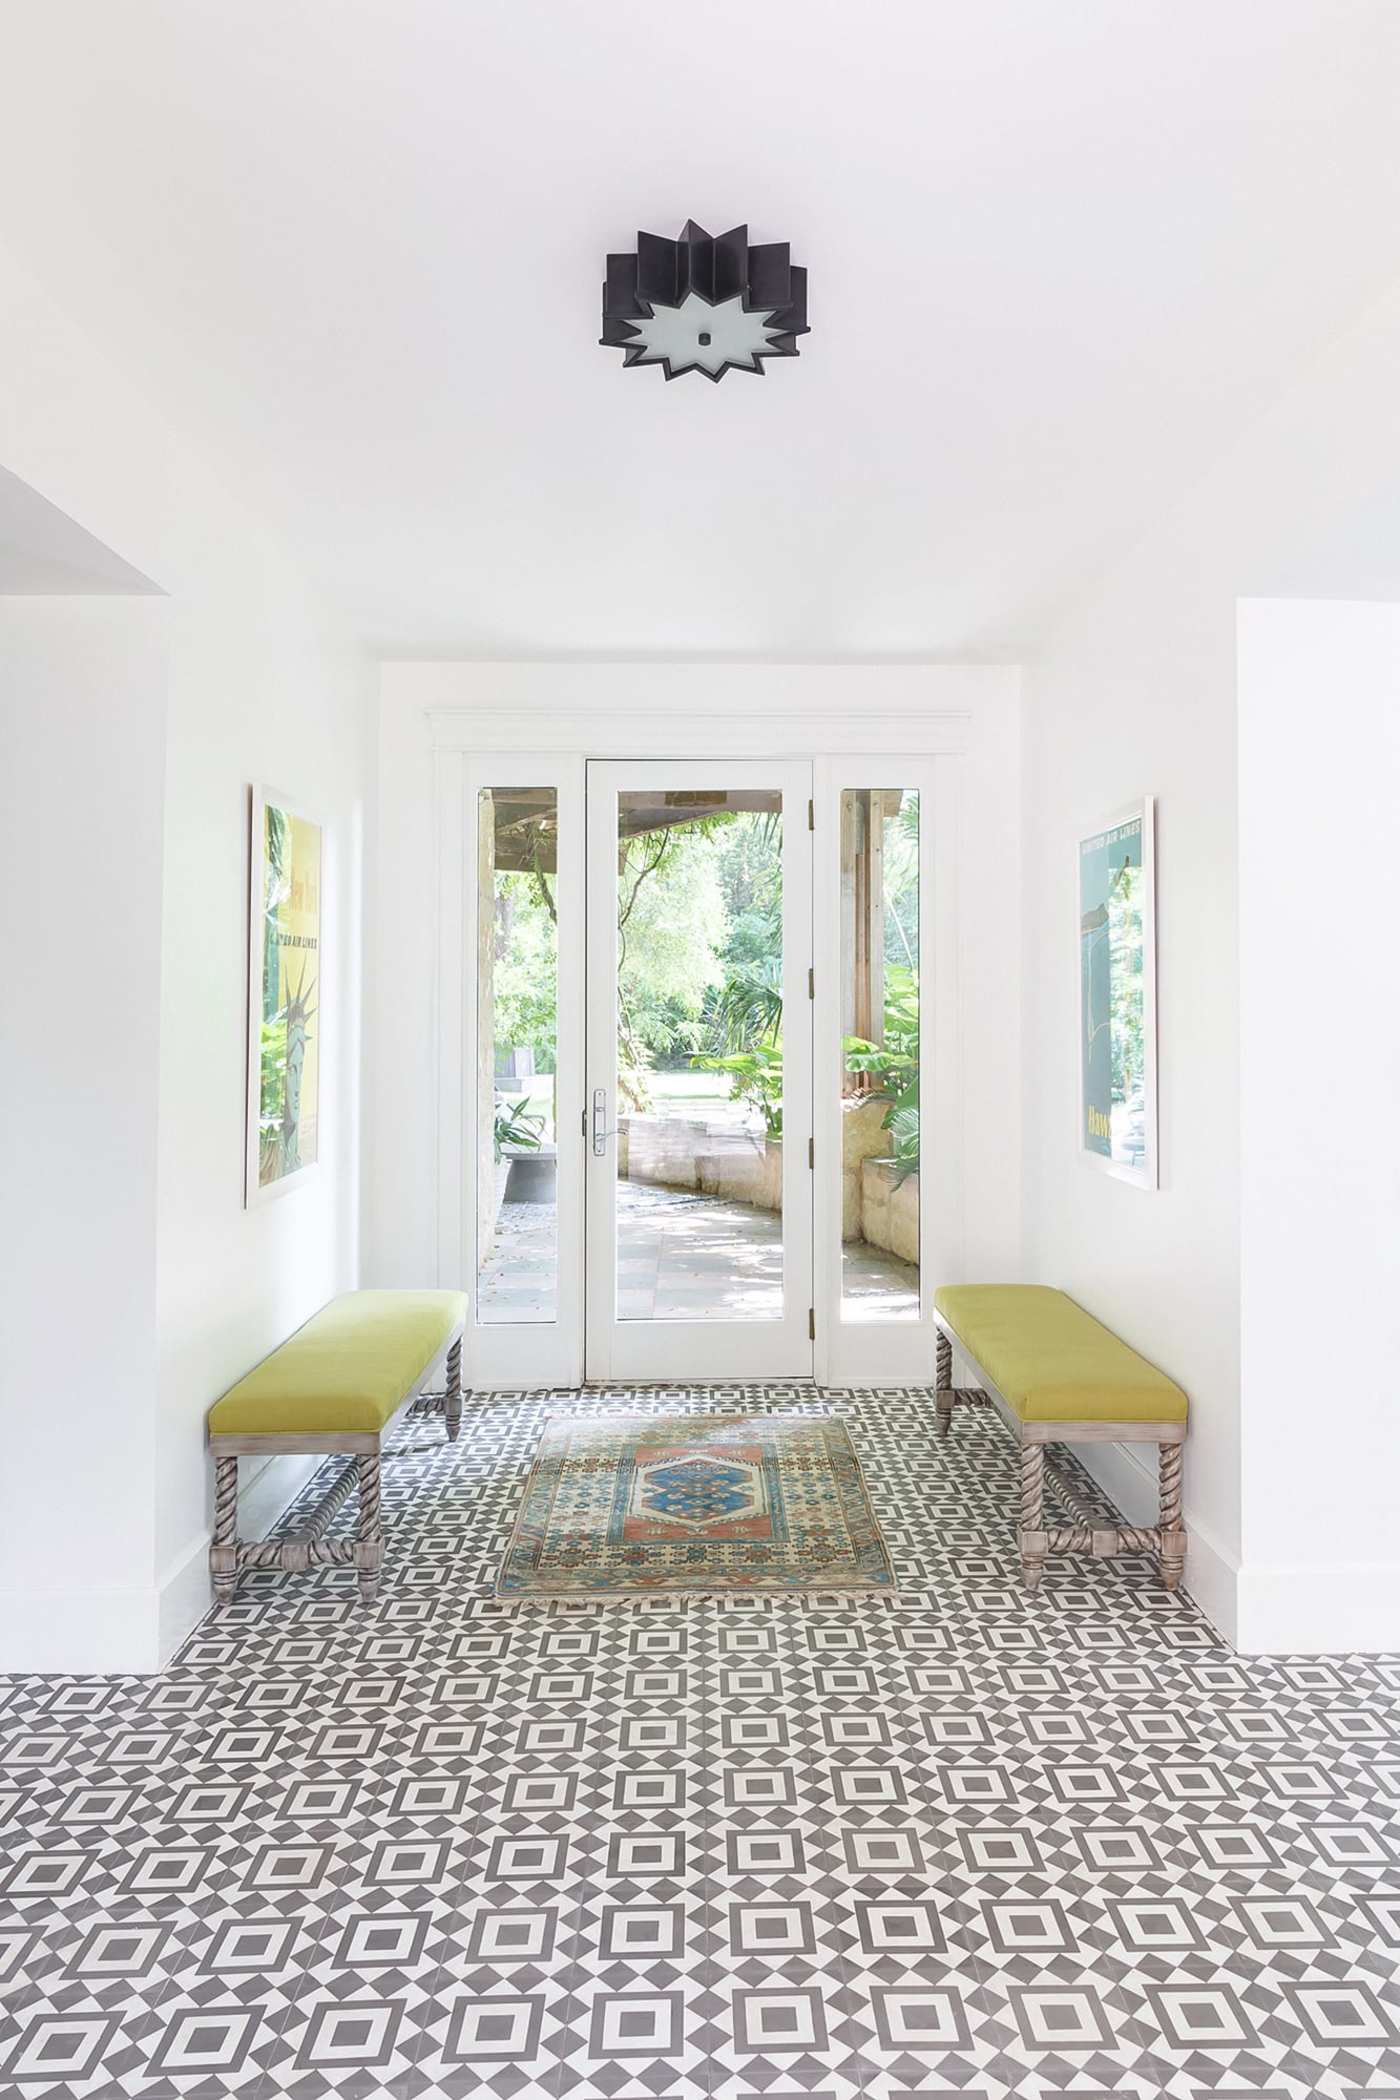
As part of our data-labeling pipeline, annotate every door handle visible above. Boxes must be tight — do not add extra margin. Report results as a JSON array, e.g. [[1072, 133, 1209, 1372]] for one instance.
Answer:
[[591, 1087, 616, 1157]]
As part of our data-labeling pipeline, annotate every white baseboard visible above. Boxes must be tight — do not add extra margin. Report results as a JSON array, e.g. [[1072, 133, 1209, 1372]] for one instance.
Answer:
[[0, 1589, 165, 1676], [0, 1454, 328, 1678], [156, 1452, 325, 1667], [1070, 1440, 1240, 1647]]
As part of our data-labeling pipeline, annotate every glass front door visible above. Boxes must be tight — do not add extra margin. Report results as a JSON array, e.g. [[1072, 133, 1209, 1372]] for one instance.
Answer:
[[584, 761, 814, 1380], [461, 751, 944, 1389]]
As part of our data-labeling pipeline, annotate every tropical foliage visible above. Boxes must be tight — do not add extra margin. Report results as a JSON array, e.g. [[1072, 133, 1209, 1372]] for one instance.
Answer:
[[486, 795, 922, 1187], [691, 1044, 785, 1138], [493, 1094, 545, 1161], [843, 962, 921, 1185], [492, 869, 559, 1075]]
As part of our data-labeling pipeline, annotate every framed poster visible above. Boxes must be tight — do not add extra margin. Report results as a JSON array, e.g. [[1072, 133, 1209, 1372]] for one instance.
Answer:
[[246, 786, 323, 1204], [1077, 797, 1157, 1189]]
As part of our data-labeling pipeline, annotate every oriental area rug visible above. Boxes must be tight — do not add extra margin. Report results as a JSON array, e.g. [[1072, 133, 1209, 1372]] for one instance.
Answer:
[[496, 1411, 896, 1600]]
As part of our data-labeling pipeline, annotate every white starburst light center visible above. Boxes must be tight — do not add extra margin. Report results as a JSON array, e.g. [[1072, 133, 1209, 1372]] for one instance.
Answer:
[[626, 290, 784, 375]]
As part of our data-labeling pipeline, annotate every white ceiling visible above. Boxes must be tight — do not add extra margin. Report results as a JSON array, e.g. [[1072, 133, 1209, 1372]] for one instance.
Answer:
[[3, 0, 1399, 655]]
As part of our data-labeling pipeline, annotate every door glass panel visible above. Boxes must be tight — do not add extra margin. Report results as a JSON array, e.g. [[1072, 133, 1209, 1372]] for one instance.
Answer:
[[840, 788, 920, 1320], [476, 788, 558, 1325], [614, 788, 784, 1322]]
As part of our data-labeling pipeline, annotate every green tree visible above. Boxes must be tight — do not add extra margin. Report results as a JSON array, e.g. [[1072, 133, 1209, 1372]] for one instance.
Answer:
[[493, 870, 558, 1073], [616, 824, 729, 1098]]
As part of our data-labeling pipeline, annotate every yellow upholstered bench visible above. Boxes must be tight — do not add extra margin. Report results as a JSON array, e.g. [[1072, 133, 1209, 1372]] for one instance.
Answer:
[[933, 1285, 1187, 1593], [207, 1290, 467, 1607]]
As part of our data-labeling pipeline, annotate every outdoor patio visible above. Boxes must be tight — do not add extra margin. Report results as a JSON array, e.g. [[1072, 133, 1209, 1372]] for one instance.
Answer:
[[476, 1178, 919, 1325]]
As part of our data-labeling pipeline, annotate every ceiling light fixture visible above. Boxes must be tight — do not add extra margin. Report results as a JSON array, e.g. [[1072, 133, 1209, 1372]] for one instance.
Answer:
[[600, 220, 809, 383]]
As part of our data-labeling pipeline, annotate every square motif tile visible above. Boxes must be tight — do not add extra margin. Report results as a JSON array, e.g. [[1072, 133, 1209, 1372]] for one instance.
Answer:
[[485, 1832, 570, 1882], [1009, 1985, 1118, 2051], [728, 1829, 808, 1875], [865, 1985, 971, 2053], [294, 1998, 403, 2071], [1146, 1983, 1257, 2050], [1, 2015, 121, 2084], [333, 1913, 430, 1969], [729, 1902, 816, 1956], [982, 1898, 1078, 1955], [7, 1381, 1400, 2100], [599, 1904, 685, 1959], [441, 1991, 546, 2062], [588, 1989, 685, 2057], [607, 1830, 688, 1879], [466, 1907, 560, 1963], [855, 1899, 946, 1955], [732, 1986, 829, 2055], [843, 1828, 926, 1875]]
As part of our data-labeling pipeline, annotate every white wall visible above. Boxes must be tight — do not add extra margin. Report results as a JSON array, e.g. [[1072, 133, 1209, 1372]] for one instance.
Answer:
[[0, 600, 168, 1668], [1237, 599, 1400, 1651], [1021, 284, 1400, 1648], [0, 242, 370, 1670], [365, 662, 1024, 1353], [153, 558, 370, 1657], [1021, 564, 1243, 1638]]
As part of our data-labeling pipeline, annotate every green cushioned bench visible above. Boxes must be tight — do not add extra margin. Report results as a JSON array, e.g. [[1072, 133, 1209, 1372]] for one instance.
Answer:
[[933, 1285, 1187, 1592], [207, 1290, 467, 1608]]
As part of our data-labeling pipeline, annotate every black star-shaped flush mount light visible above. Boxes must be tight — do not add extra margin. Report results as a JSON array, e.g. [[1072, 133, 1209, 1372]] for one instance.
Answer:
[[600, 220, 809, 382]]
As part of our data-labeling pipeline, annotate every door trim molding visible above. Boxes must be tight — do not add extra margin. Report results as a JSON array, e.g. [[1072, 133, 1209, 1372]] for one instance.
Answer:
[[428, 705, 971, 757], [427, 676, 996, 1389]]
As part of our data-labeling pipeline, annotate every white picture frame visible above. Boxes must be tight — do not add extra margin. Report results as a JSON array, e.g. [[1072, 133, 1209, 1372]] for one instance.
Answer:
[[1076, 795, 1157, 1190], [245, 784, 324, 1206]]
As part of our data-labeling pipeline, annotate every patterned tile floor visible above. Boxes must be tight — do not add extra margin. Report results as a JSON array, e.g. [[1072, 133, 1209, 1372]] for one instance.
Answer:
[[3, 1384, 1400, 2099]]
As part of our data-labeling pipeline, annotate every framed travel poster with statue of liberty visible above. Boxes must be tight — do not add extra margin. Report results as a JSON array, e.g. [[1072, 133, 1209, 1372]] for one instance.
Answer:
[[246, 786, 323, 1204], [1077, 797, 1157, 1190]]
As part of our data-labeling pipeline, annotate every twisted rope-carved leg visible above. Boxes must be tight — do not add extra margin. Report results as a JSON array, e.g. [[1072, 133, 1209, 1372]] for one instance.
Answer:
[[444, 1336, 463, 1443], [1019, 1440, 1046, 1591], [356, 1454, 383, 1605], [935, 1330, 954, 1440], [210, 1456, 240, 1607], [1158, 1440, 1186, 1592]]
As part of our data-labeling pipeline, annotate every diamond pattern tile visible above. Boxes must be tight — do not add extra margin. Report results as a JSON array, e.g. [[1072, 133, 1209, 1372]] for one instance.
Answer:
[[1, 1383, 1398, 2100]]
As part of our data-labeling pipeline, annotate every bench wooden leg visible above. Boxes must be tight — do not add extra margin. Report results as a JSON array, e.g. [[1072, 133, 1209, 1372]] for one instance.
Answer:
[[445, 1336, 463, 1443], [935, 1331, 954, 1439], [210, 1456, 240, 1607], [1158, 1440, 1186, 1591], [356, 1454, 383, 1604], [1019, 1440, 1046, 1591]]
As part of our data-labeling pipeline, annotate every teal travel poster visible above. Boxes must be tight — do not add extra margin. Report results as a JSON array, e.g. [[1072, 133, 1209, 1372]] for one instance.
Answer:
[[1078, 800, 1155, 1186]]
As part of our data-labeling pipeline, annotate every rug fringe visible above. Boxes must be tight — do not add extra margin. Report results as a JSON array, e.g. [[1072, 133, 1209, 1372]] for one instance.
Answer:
[[490, 1587, 900, 1612]]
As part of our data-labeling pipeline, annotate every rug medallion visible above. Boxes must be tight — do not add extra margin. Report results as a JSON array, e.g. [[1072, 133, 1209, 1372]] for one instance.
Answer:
[[497, 1411, 896, 1598]]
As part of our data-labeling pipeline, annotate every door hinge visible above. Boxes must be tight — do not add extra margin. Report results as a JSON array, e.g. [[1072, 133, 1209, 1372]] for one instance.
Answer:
[[807, 1135, 814, 1170], [808, 1307, 816, 1341], [807, 798, 814, 831], [808, 965, 814, 1001]]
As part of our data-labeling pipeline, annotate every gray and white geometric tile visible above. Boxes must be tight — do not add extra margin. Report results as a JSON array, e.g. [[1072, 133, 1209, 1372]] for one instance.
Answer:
[[3, 1383, 1399, 2099]]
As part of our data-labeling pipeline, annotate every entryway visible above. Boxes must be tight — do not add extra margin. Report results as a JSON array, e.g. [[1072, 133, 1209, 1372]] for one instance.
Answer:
[[447, 745, 951, 1389]]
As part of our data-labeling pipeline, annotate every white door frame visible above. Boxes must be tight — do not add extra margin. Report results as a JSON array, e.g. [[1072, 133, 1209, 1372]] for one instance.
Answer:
[[584, 758, 813, 1383], [432, 696, 970, 1391]]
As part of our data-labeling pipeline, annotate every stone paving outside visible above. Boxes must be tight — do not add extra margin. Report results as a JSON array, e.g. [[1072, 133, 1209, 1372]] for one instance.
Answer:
[[477, 1178, 919, 1324]]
